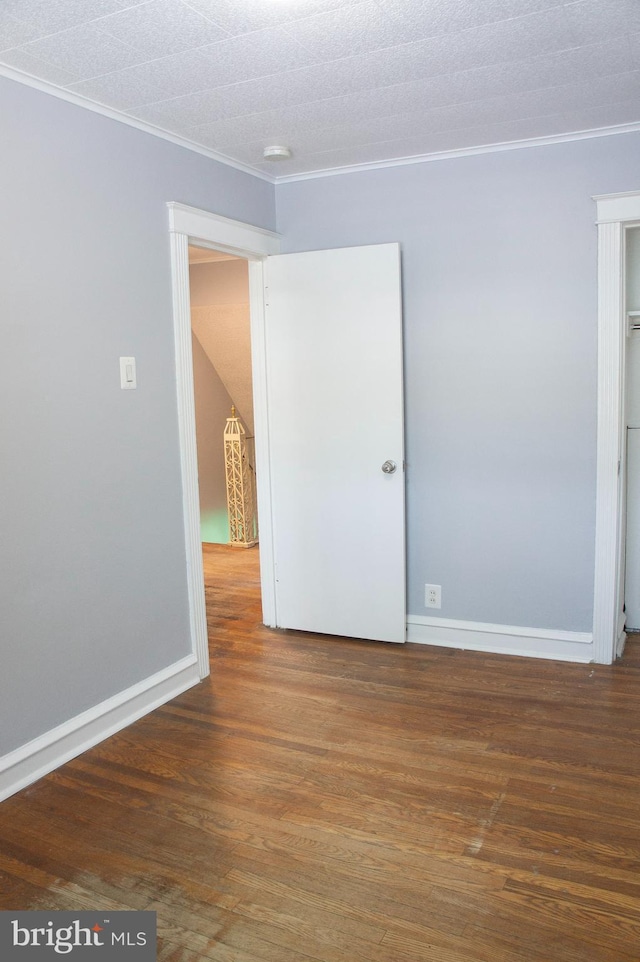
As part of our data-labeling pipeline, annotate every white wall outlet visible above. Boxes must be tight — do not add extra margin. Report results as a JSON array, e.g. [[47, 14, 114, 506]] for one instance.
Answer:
[[425, 584, 441, 609]]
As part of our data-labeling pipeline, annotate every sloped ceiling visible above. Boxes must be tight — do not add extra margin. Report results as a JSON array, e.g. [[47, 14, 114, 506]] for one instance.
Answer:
[[189, 250, 254, 434], [0, 0, 639, 179], [191, 306, 254, 435]]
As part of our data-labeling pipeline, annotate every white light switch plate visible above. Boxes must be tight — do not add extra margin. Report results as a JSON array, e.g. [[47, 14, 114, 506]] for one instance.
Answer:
[[120, 356, 137, 390]]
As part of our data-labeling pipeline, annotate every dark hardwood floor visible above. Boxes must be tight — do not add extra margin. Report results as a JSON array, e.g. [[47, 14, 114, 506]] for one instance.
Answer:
[[1, 543, 640, 960]]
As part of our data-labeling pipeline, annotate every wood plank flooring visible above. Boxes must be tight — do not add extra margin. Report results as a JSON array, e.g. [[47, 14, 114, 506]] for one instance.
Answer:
[[1, 542, 640, 960]]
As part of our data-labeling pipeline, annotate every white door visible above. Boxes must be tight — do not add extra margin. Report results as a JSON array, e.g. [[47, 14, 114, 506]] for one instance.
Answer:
[[264, 244, 405, 643], [625, 429, 640, 628], [625, 328, 640, 628]]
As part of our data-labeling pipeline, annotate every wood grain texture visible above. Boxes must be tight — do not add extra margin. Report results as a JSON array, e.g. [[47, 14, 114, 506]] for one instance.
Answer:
[[1, 543, 639, 961]]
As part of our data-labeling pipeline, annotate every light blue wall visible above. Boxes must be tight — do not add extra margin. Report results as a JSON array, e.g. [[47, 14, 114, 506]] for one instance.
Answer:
[[0, 75, 274, 756], [276, 134, 640, 632]]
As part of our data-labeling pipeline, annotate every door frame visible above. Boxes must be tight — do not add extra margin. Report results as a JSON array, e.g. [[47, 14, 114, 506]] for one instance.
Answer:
[[167, 202, 280, 677], [593, 190, 640, 664]]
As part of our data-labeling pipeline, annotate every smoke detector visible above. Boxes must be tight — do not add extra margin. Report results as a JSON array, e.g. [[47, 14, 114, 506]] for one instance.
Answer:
[[263, 145, 292, 161]]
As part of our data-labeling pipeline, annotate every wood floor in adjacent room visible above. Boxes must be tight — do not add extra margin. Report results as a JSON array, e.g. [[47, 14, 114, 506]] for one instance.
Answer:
[[1, 544, 640, 961]]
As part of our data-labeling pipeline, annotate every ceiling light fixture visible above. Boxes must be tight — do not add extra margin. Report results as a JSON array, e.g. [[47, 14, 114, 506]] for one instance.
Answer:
[[263, 145, 292, 161]]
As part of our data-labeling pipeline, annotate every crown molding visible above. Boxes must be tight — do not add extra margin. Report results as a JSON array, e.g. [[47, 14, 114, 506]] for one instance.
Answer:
[[273, 121, 640, 184], [3, 63, 639, 186], [0, 64, 276, 184]]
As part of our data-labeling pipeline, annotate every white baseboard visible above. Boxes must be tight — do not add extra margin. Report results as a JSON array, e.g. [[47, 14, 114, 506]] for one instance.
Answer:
[[0, 654, 200, 803], [407, 615, 594, 663]]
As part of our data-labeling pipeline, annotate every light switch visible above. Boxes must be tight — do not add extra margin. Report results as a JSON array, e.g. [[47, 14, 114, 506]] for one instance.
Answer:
[[120, 356, 137, 390]]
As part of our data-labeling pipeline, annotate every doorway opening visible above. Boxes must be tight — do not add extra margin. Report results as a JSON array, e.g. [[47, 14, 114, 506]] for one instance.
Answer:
[[188, 246, 258, 546], [188, 244, 261, 654]]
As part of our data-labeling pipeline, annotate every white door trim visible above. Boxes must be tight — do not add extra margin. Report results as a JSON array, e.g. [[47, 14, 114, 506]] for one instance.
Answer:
[[167, 203, 280, 677], [593, 190, 640, 663]]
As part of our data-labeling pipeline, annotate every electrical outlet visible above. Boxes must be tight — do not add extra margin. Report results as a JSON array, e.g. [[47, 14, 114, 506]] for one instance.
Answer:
[[425, 584, 441, 609]]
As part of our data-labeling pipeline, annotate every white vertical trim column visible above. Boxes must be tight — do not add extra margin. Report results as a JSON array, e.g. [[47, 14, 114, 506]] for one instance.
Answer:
[[169, 229, 210, 678], [593, 220, 624, 664]]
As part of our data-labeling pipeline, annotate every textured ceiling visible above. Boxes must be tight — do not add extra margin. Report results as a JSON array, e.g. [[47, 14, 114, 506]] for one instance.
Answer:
[[1, 0, 639, 179]]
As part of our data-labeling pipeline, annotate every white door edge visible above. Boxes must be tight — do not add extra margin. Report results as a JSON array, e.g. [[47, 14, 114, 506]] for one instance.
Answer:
[[593, 191, 640, 664], [167, 203, 281, 677]]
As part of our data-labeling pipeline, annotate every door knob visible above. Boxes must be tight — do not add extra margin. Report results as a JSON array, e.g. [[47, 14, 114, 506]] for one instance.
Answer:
[[381, 460, 397, 474]]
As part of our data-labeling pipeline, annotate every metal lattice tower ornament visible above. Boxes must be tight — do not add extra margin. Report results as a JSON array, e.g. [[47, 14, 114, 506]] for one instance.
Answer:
[[224, 406, 257, 547]]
